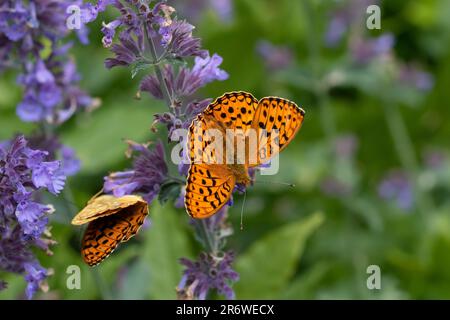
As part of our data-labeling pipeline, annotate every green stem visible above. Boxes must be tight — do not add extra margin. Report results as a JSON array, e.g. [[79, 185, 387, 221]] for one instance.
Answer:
[[144, 24, 173, 108], [317, 89, 337, 143], [197, 220, 216, 254], [382, 102, 434, 218], [302, 0, 337, 143], [92, 269, 114, 300]]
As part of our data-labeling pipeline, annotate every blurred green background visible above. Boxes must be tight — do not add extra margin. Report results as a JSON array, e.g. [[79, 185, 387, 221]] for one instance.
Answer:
[[1, 0, 450, 299]]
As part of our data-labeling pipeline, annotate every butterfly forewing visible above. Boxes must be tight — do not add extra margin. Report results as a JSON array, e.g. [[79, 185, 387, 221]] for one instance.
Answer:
[[71, 195, 146, 225]]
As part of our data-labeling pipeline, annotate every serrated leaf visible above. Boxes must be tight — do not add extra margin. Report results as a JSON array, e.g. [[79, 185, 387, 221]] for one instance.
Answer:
[[131, 59, 154, 79], [234, 212, 325, 299]]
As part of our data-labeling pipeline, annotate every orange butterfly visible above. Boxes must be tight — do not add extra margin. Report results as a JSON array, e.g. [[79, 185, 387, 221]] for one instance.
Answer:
[[184, 91, 305, 219], [71, 194, 148, 266]]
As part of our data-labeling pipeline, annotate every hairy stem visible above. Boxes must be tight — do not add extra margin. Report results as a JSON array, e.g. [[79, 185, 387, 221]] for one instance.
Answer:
[[144, 24, 173, 108], [143, 24, 219, 259]]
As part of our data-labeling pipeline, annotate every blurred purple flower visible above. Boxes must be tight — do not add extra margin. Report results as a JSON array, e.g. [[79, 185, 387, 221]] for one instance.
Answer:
[[173, 0, 234, 23], [423, 149, 446, 170], [104, 140, 168, 203], [320, 177, 352, 198], [378, 170, 414, 211], [324, 0, 379, 47], [256, 40, 294, 71], [334, 134, 359, 159], [210, 0, 233, 22], [398, 64, 434, 92], [178, 251, 239, 300], [60, 146, 81, 176], [350, 33, 395, 65]]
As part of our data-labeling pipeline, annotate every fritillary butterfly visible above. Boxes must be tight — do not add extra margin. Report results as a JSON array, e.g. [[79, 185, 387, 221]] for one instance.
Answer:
[[185, 91, 305, 219], [71, 195, 148, 266]]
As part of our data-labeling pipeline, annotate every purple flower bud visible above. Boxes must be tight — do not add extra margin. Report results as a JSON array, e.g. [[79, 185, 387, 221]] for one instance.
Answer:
[[101, 19, 122, 48]]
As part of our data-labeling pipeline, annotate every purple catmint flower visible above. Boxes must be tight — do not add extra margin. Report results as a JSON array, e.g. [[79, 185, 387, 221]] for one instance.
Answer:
[[0, 1, 94, 125], [0, 135, 64, 298], [101, 1, 208, 69], [104, 140, 169, 203], [378, 170, 414, 211], [256, 40, 294, 71], [101, 19, 122, 48], [104, 31, 144, 69], [161, 20, 208, 59], [178, 251, 239, 300], [27, 134, 81, 177], [24, 261, 48, 299]]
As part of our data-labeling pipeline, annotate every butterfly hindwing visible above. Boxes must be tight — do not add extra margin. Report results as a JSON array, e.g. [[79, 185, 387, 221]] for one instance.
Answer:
[[77, 197, 149, 266], [185, 163, 236, 219]]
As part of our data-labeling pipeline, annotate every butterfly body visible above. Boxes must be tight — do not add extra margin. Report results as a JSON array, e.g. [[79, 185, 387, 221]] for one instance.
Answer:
[[185, 91, 305, 219]]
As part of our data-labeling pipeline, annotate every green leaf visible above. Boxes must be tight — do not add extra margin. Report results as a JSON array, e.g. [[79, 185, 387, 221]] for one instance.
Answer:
[[144, 202, 193, 299], [158, 181, 181, 205], [281, 263, 330, 299], [234, 212, 325, 299], [131, 59, 154, 79], [61, 97, 164, 173]]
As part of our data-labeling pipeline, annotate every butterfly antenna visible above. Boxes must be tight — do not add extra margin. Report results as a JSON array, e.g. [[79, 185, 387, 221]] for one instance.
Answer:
[[240, 190, 247, 231], [88, 188, 104, 204], [254, 180, 296, 187]]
